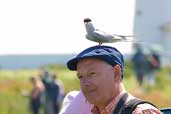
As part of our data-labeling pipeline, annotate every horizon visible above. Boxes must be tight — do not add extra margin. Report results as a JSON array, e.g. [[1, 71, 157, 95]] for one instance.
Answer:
[[0, 54, 132, 70]]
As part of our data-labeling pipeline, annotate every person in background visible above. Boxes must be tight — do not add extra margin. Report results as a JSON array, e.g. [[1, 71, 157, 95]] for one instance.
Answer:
[[30, 76, 44, 114], [62, 45, 161, 114], [144, 49, 161, 87], [52, 74, 65, 108], [132, 44, 146, 86], [41, 70, 60, 114]]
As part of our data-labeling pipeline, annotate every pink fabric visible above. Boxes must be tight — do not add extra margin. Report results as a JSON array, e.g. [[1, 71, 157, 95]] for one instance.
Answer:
[[59, 91, 161, 114], [59, 90, 93, 114]]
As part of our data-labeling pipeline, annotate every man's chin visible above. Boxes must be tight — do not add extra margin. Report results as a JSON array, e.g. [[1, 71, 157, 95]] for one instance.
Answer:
[[87, 98, 97, 105], [85, 94, 98, 104]]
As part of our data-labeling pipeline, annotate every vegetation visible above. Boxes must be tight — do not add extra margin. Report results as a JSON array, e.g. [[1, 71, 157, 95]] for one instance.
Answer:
[[0, 61, 171, 114]]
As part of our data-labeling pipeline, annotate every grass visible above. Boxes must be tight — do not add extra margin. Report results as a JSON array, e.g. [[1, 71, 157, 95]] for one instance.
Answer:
[[0, 62, 171, 113]]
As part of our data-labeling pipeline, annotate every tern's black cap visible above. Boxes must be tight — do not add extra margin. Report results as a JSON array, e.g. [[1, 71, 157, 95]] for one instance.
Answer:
[[84, 18, 92, 22], [67, 45, 124, 78]]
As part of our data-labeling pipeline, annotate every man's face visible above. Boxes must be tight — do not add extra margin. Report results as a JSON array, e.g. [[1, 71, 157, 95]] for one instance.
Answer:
[[77, 58, 116, 106]]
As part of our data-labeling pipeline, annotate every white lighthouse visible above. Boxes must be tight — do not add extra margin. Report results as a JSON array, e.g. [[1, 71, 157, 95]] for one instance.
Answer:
[[134, 0, 171, 66]]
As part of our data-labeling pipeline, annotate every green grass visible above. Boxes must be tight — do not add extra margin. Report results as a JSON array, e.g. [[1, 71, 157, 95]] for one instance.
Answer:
[[0, 62, 171, 114]]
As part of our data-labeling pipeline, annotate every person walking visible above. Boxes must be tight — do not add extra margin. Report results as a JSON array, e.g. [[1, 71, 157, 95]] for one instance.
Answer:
[[30, 76, 44, 114], [132, 45, 146, 86]]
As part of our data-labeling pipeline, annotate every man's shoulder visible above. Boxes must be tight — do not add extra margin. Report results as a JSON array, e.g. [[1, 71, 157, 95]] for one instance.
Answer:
[[119, 94, 161, 114], [59, 91, 92, 114], [64, 90, 80, 101], [126, 97, 161, 114], [133, 103, 161, 114], [136, 103, 159, 110]]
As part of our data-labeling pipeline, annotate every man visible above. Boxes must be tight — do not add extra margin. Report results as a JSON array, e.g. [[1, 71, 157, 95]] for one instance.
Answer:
[[64, 45, 161, 114]]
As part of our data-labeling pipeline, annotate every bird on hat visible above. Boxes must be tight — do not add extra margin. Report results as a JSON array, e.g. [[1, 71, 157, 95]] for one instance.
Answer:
[[83, 18, 134, 45]]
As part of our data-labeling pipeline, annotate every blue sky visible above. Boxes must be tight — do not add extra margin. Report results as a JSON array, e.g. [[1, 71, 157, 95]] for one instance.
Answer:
[[0, 0, 135, 55]]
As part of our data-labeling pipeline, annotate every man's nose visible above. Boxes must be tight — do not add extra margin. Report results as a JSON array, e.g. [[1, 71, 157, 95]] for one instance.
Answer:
[[80, 77, 91, 86]]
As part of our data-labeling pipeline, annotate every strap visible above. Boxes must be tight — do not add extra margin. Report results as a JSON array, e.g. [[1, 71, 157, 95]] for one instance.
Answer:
[[112, 93, 157, 114], [112, 93, 128, 114], [121, 98, 158, 114]]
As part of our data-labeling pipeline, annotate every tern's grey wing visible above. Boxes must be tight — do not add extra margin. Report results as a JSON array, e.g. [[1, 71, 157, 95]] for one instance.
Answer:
[[86, 30, 111, 43], [94, 30, 124, 43], [92, 30, 114, 42], [86, 30, 123, 43], [86, 34, 101, 43]]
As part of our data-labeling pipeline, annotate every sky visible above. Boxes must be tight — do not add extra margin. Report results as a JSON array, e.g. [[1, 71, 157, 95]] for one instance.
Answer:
[[0, 0, 135, 55]]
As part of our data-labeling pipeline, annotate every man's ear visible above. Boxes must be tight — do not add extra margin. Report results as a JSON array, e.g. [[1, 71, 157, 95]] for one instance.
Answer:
[[113, 64, 121, 81]]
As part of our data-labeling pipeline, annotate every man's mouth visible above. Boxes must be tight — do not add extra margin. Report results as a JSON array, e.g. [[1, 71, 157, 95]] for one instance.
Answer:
[[86, 89, 96, 94]]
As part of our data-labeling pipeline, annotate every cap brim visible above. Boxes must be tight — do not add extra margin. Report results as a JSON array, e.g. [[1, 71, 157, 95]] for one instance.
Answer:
[[67, 54, 117, 71], [67, 57, 78, 71]]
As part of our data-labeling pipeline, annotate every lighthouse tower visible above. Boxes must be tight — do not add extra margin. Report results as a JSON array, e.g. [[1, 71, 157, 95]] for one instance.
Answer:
[[134, 0, 171, 65]]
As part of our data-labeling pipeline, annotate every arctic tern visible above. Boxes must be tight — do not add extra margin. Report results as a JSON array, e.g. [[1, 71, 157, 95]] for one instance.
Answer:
[[83, 18, 135, 45]]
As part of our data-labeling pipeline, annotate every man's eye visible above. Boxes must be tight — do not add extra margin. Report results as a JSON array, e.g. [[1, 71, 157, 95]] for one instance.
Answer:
[[89, 72, 96, 76], [78, 76, 83, 79]]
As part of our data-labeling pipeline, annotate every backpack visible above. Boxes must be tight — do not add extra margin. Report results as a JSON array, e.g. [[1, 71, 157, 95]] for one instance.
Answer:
[[160, 108, 171, 114], [112, 93, 158, 114]]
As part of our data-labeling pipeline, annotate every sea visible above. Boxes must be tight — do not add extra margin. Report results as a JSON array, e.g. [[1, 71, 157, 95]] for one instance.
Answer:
[[0, 54, 75, 70], [0, 54, 131, 70]]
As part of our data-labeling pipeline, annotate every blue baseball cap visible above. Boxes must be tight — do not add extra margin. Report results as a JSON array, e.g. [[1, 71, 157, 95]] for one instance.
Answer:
[[67, 45, 124, 78]]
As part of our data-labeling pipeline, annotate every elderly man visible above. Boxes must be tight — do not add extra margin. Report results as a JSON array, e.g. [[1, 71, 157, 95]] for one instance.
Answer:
[[61, 45, 161, 114]]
